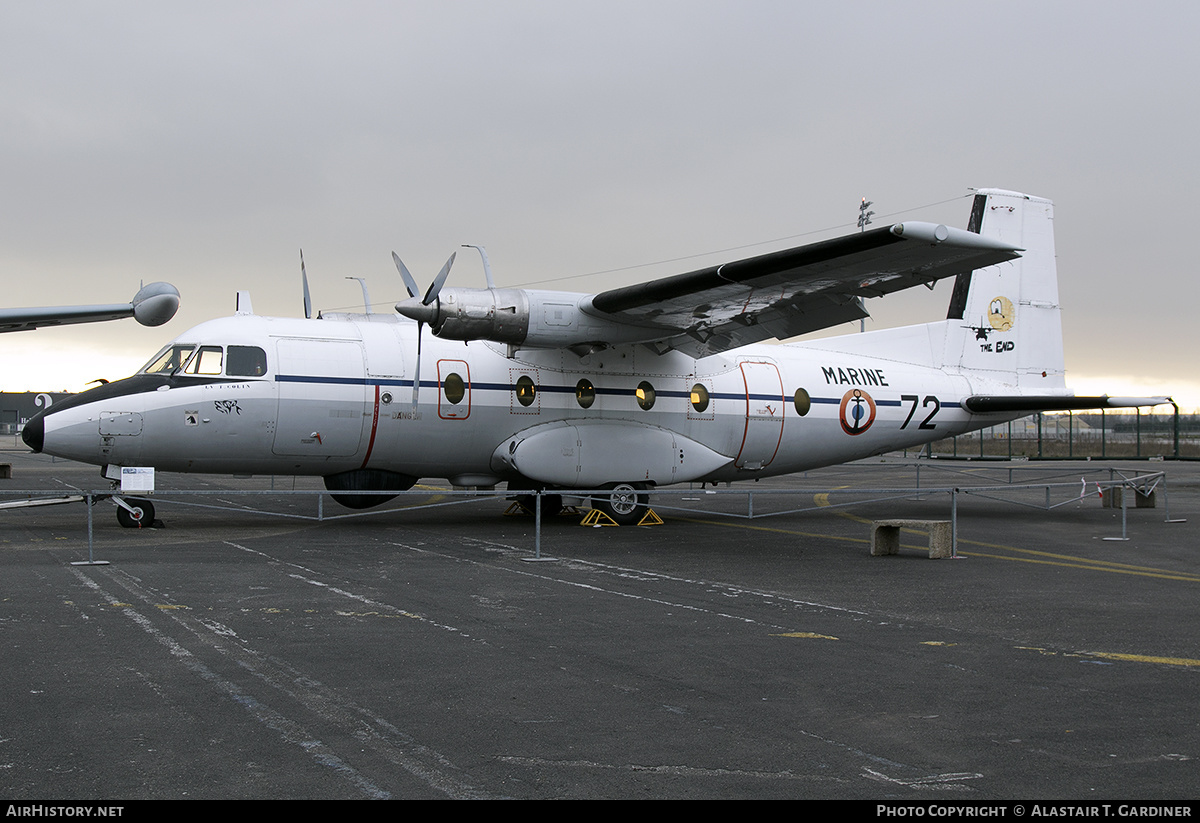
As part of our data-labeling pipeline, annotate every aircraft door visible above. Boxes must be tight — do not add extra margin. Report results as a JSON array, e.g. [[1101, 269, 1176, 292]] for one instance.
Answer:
[[735, 360, 784, 470], [437, 359, 470, 419], [272, 338, 368, 457]]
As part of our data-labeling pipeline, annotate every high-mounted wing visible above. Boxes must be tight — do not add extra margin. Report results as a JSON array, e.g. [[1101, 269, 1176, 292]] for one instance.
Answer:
[[396, 221, 1020, 357], [585, 222, 1021, 357], [0, 282, 180, 333]]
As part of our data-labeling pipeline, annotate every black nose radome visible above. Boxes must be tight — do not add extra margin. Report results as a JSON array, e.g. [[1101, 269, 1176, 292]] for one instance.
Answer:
[[21, 415, 44, 453]]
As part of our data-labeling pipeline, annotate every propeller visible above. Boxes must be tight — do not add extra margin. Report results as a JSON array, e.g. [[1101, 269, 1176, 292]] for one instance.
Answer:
[[392, 251, 456, 414]]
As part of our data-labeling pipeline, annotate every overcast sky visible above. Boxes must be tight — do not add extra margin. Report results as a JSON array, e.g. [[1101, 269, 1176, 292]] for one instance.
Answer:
[[3, 2, 1196, 408]]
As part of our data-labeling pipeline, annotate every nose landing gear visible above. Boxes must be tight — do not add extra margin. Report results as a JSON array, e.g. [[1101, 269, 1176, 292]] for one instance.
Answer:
[[114, 497, 156, 529]]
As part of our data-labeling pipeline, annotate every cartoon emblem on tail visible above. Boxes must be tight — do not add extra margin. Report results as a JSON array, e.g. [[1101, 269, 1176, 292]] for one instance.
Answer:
[[988, 295, 1015, 332]]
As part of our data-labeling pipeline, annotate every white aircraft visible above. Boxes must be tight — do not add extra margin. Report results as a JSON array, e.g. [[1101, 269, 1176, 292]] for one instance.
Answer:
[[21, 189, 1166, 526], [0, 282, 180, 333]]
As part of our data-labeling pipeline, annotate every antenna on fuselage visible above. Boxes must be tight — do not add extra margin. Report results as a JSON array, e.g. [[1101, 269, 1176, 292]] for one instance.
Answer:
[[462, 244, 496, 289], [236, 291, 254, 315], [345, 277, 372, 314], [300, 249, 312, 319]]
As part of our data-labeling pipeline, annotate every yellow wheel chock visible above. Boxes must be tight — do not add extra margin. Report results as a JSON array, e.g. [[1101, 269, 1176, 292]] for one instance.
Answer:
[[579, 508, 663, 527]]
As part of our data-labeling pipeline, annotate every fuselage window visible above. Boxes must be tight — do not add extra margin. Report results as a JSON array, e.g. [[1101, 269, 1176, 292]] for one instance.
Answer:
[[515, 375, 537, 407], [636, 381, 656, 410], [690, 383, 709, 413], [443, 372, 466, 404], [142, 344, 196, 374], [183, 346, 224, 376], [794, 387, 811, 416], [227, 345, 268, 377], [576, 379, 595, 409]]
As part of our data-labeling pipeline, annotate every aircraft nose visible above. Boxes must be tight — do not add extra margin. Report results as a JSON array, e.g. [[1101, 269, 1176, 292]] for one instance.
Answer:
[[22, 415, 44, 453]]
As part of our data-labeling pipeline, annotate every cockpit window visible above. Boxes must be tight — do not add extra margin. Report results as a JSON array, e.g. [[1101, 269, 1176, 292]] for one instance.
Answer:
[[142, 344, 196, 374], [183, 346, 224, 376], [227, 346, 268, 377]]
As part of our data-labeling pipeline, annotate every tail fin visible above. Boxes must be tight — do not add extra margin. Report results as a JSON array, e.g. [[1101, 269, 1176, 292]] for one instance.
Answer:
[[942, 189, 1066, 391]]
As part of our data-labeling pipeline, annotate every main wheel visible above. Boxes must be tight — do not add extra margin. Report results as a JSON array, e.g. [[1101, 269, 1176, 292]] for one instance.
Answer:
[[116, 498, 155, 529], [516, 492, 564, 517], [593, 483, 648, 526]]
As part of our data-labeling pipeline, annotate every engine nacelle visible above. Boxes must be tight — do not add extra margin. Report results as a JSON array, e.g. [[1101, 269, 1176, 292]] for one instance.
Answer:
[[428, 288, 530, 344], [398, 287, 669, 353]]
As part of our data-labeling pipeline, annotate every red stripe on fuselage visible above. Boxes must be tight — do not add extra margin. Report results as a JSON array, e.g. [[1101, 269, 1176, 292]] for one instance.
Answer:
[[360, 384, 381, 469]]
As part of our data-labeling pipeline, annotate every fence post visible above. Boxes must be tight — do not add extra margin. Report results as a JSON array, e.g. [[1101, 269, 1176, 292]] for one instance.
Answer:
[[1101, 407, 1106, 459], [1172, 401, 1180, 459], [951, 488, 958, 557], [534, 490, 542, 559]]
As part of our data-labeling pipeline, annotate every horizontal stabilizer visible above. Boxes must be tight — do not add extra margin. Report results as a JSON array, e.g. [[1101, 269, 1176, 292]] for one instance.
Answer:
[[964, 395, 1172, 414]]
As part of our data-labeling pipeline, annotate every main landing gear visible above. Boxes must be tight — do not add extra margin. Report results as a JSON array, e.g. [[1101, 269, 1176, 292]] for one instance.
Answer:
[[515, 492, 564, 518], [509, 483, 652, 525], [592, 482, 649, 526]]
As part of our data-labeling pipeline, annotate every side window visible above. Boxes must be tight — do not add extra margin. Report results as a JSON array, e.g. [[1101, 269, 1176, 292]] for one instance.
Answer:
[[794, 387, 811, 416], [576, 379, 596, 409], [184, 346, 224, 376], [515, 375, 537, 407], [636, 381, 656, 410], [443, 372, 466, 404], [227, 346, 268, 377]]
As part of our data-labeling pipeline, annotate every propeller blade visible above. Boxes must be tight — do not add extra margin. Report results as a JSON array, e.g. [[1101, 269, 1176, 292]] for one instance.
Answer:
[[300, 249, 312, 320], [391, 252, 421, 300], [411, 321, 423, 414], [422, 252, 456, 306]]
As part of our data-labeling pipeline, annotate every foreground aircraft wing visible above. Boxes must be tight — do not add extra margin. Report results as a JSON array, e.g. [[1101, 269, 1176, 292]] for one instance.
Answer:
[[0, 282, 180, 333], [586, 223, 1020, 357]]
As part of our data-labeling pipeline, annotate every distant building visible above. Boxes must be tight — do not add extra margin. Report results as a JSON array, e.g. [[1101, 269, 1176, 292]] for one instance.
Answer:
[[0, 392, 74, 434]]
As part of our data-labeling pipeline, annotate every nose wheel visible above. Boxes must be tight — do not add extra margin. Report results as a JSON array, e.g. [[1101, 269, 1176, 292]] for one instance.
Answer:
[[115, 497, 155, 529]]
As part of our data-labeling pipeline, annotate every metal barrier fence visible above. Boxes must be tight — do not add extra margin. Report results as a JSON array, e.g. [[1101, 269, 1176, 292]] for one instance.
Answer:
[[2, 464, 1182, 564], [919, 407, 1199, 460]]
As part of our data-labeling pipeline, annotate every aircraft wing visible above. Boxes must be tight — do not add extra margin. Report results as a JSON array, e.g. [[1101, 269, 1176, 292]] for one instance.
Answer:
[[586, 222, 1020, 357], [0, 282, 180, 333]]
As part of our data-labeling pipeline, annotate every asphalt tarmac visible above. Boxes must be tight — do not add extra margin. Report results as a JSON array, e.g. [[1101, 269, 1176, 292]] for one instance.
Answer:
[[2, 437, 1198, 799]]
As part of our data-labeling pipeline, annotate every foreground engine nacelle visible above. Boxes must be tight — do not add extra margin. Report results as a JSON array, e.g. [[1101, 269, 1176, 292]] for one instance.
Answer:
[[424, 288, 530, 344], [397, 287, 666, 353]]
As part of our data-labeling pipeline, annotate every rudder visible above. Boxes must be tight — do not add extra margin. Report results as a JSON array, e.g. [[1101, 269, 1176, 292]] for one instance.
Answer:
[[942, 189, 1065, 392]]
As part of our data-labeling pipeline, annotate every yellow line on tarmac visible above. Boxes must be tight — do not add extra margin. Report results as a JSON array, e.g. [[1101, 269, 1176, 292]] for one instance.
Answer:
[[673, 517, 869, 546], [677, 493, 1200, 584], [1018, 646, 1200, 668], [1083, 651, 1200, 667]]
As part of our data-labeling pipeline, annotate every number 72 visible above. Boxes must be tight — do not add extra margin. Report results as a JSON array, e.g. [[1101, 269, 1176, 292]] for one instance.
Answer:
[[900, 394, 940, 429]]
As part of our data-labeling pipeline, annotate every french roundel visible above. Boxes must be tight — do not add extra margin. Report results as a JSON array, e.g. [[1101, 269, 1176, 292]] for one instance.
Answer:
[[839, 388, 876, 435]]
